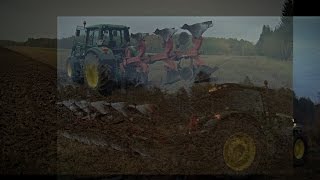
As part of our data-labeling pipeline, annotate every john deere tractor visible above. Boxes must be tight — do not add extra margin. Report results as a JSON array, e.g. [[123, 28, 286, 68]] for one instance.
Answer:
[[66, 21, 137, 95], [199, 84, 308, 174]]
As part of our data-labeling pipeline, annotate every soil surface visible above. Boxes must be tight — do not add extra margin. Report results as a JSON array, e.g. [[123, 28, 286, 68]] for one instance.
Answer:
[[0, 47, 57, 174], [1, 46, 319, 179]]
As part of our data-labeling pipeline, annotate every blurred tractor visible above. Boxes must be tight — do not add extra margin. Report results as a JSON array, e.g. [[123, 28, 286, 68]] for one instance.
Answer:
[[66, 21, 219, 95], [199, 84, 308, 174], [66, 22, 132, 95]]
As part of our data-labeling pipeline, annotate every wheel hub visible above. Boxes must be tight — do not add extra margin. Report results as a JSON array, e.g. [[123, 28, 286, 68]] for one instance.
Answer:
[[223, 132, 256, 172]]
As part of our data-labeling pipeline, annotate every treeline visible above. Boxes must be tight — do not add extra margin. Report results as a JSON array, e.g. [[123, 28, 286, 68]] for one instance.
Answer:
[[255, 0, 293, 60], [255, 19, 292, 60], [139, 34, 257, 56], [58, 36, 75, 49], [200, 37, 256, 56], [294, 96, 317, 125], [0, 40, 24, 46], [0, 38, 57, 48], [24, 38, 57, 48]]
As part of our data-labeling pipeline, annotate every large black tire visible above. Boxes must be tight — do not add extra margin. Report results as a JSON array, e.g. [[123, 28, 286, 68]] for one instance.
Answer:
[[293, 133, 308, 166], [212, 114, 270, 175], [84, 52, 115, 96], [66, 57, 84, 84]]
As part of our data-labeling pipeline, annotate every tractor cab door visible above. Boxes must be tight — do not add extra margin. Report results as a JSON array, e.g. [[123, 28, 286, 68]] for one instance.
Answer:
[[72, 26, 86, 57], [100, 29, 111, 47], [86, 28, 101, 48], [96, 28, 120, 49], [108, 28, 130, 55], [110, 29, 130, 48]]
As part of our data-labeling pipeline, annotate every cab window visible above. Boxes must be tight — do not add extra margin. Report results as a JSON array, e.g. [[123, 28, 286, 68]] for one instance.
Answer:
[[87, 29, 100, 46], [111, 29, 125, 48], [101, 29, 110, 45]]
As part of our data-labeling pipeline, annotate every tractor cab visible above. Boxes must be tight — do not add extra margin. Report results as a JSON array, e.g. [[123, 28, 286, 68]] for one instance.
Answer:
[[74, 22, 130, 56]]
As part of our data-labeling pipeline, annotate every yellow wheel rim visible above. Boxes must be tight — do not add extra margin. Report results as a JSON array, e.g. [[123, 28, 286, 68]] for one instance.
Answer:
[[85, 64, 99, 88], [294, 139, 305, 160], [67, 61, 72, 78], [223, 132, 256, 172]]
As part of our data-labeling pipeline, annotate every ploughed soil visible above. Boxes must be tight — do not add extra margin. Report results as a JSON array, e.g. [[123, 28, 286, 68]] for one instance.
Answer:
[[56, 83, 295, 175], [1, 46, 319, 178], [0, 47, 57, 174]]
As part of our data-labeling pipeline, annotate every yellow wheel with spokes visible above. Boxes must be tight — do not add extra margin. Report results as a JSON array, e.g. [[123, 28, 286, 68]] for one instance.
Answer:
[[85, 63, 99, 88], [84, 52, 114, 96], [293, 134, 308, 166], [223, 132, 256, 172], [294, 138, 305, 160], [213, 115, 267, 174]]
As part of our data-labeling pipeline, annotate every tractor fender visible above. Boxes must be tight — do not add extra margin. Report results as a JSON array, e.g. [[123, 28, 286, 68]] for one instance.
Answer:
[[86, 47, 115, 63]]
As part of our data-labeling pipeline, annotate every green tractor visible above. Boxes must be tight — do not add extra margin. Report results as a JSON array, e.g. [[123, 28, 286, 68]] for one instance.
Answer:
[[66, 21, 136, 95], [200, 84, 308, 174]]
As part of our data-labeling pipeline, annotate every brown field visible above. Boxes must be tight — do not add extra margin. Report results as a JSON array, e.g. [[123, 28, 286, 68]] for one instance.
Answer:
[[7, 46, 59, 68], [0, 47, 57, 174], [2, 46, 319, 178]]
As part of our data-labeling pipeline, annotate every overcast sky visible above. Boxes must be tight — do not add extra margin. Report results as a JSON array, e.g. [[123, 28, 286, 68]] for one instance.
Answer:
[[58, 16, 281, 44], [0, 0, 285, 42], [293, 17, 320, 102]]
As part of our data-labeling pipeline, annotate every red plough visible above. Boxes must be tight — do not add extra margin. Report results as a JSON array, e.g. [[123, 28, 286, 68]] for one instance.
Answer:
[[120, 21, 217, 86]]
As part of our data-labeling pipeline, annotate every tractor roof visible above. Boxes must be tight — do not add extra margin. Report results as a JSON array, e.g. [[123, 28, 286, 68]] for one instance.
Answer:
[[86, 24, 129, 30]]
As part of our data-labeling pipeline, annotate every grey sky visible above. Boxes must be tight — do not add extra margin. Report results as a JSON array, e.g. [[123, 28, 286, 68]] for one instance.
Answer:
[[58, 16, 281, 44], [293, 17, 320, 102], [0, 0, 285, 42]]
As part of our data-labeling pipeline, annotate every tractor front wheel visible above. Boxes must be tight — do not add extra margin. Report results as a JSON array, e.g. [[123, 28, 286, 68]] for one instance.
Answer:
[[84, 52, 115, 96], [66, 57, 84, 84]]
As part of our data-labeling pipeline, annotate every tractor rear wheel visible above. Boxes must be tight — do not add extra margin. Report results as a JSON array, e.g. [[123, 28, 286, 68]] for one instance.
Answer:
[[66, 57, 84, 84], [213, 114, 269, 175], [293, 134, 308, 166], [84, 52, 115, 96]]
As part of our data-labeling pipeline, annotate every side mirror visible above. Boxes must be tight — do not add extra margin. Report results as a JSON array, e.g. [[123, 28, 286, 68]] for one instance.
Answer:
[[76, 29, 80, 37]]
